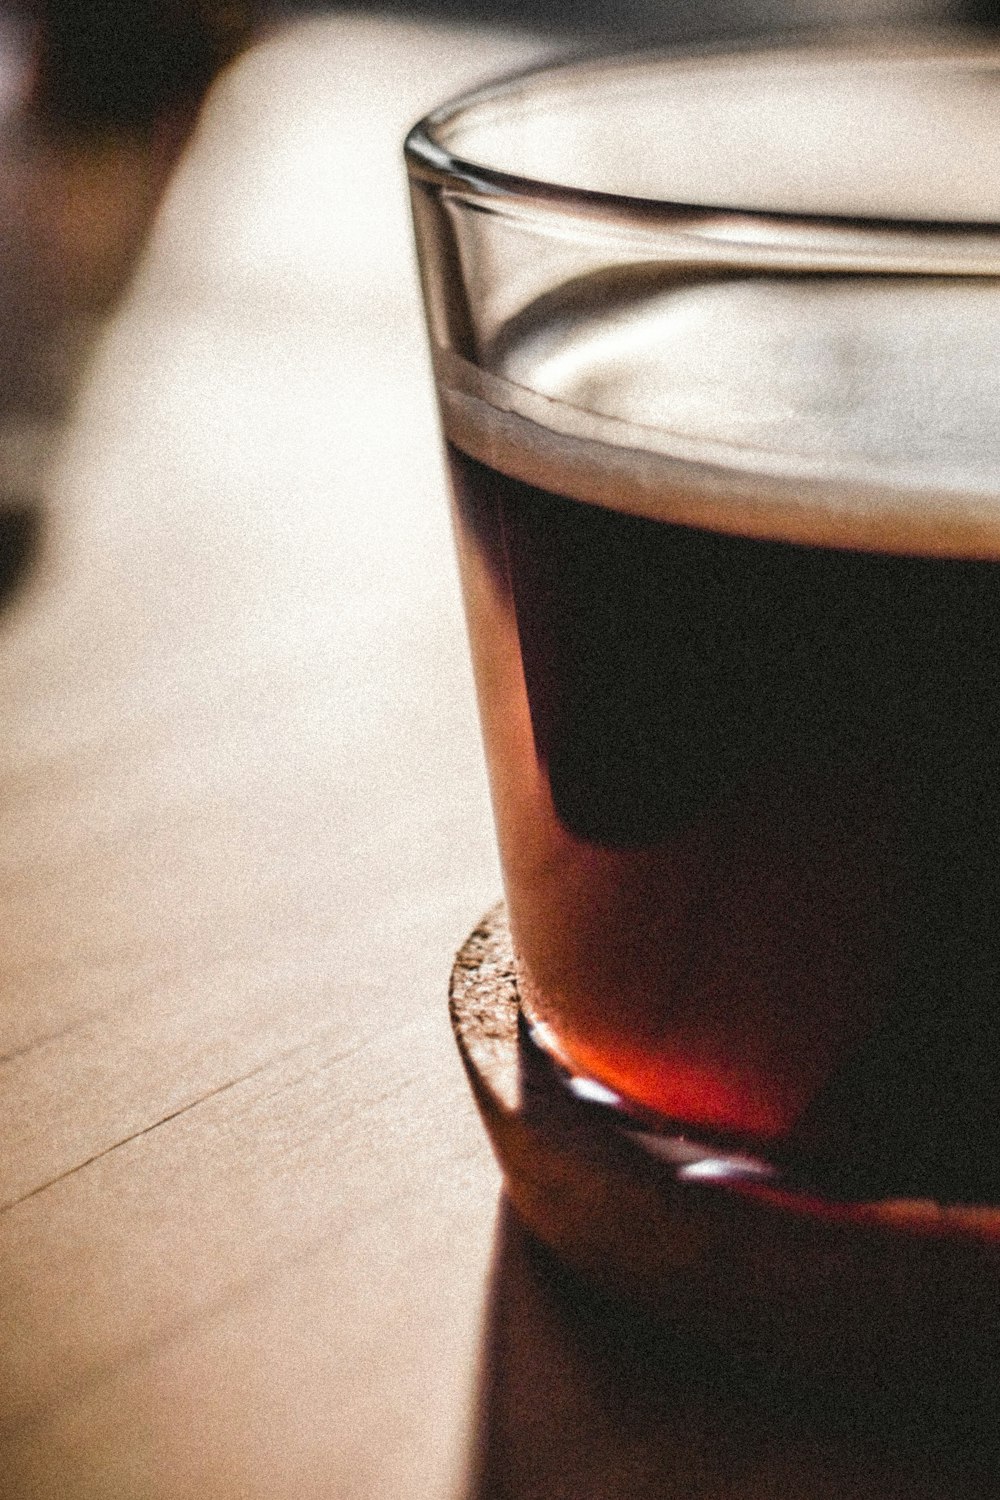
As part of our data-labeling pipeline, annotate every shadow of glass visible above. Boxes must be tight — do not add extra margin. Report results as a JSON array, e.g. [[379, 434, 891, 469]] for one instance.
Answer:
[[469, 1194, 1000, 1500], [455, 901, 1000, 1500]]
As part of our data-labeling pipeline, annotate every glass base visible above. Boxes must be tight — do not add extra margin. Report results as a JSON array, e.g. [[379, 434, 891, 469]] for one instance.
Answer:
[[519, 1005, 1000, 1210], [520, 1008, 787, 1191], [451, 904, 1000, 1396]]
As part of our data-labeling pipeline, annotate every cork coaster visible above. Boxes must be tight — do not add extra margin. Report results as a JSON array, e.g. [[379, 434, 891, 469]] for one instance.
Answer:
[[450, 903, 1000, 1390]]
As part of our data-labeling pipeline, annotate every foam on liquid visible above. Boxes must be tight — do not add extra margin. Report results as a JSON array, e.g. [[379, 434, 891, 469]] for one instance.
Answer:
[[440, 269, 1000, 558]]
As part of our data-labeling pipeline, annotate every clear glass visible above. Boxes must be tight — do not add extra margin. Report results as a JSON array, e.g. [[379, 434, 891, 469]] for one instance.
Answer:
[[406, 39, 1000, 1207]]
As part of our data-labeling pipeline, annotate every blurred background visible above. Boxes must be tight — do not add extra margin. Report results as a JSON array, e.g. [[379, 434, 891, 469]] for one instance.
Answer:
[[6, 0, 980, 132], [0, 0, 983, 523], [6, 0, 992, 136]]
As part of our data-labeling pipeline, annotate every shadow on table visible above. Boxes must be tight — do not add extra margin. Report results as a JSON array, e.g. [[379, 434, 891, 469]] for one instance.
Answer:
[[469, 1196, 1000, 1500]]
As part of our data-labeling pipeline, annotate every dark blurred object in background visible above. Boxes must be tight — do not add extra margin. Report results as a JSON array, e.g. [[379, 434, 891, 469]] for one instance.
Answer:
[[277, 0, 961, 52], [17, 0, 973, 141], [28, 1, 259, 130], [967, 0, 1000, 26], [0, 1, 262, 605]]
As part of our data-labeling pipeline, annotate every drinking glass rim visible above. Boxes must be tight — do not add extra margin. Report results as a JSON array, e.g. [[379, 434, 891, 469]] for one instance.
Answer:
[[404, 34, 1000, 245]]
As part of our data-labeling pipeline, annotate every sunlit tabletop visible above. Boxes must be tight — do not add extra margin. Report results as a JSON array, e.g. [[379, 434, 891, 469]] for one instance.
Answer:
[[0, 14, 996, 1499]]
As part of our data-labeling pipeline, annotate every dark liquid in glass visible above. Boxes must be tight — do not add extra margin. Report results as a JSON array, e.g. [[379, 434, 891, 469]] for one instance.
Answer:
[[445, 272, 1000, 1205]]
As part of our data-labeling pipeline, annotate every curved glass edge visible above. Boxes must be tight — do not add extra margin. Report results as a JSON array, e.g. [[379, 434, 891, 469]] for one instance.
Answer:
[[403, 32, 1000, 255]]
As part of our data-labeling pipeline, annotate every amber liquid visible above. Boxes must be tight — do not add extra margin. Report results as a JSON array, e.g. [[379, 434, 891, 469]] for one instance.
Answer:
[[445, 270, 1000, 1204]]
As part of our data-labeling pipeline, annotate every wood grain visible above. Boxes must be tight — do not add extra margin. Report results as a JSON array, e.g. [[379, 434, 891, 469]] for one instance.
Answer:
[[0, 17, 543, 1498]]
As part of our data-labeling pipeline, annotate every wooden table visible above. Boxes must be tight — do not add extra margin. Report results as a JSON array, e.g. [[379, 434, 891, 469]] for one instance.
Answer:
[[0, 15, 996, 1497]]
